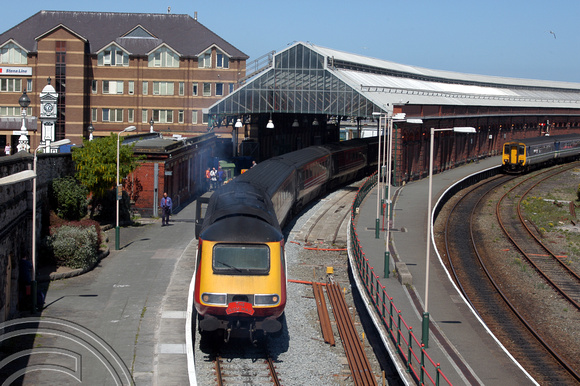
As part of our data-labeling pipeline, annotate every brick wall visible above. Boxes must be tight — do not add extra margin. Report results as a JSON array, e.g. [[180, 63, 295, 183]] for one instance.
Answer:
[[0, 152, 74, 321]]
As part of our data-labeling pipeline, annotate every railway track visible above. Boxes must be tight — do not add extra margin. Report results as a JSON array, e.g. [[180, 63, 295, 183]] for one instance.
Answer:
[[294, 183, 361, 246], [496, 164, 580, 309], [213, 347, 281, 385], [438, 167, 580, 384]]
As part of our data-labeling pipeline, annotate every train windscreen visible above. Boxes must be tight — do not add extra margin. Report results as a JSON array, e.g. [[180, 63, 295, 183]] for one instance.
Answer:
[[213, 244, 270, 275]]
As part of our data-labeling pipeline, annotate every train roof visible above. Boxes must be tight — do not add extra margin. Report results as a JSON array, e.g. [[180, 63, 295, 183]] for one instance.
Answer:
[[505, 134, 580, 146], [200, 181, 280, 234], [200, 215, 283, 242], [236, 146, 331, 196]]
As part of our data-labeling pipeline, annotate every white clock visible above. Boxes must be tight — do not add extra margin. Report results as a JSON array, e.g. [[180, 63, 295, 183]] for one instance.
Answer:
[[43, 103, 54, 113]]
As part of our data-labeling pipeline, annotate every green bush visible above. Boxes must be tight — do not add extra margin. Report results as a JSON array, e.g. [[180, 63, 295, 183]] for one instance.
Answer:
[[49, 176, 89, 221], [46, 224, 99, 269], [577, 183, 580, 202]]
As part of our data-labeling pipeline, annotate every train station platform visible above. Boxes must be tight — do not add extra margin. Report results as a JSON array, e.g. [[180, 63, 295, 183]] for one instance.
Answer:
[[352, 156, 538, 385]]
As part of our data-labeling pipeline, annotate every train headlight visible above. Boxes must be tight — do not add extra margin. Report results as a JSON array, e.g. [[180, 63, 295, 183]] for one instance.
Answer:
[[201, 293, 227, 305], [254, 294, 280, 306]]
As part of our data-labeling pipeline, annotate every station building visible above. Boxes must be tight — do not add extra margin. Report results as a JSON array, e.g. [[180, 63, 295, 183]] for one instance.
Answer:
[[0, 10, 248, 151], [209, 42, 580, 185]]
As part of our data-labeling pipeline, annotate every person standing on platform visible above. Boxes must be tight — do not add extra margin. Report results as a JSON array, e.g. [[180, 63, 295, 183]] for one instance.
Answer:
[[160, 192, 173, 226]]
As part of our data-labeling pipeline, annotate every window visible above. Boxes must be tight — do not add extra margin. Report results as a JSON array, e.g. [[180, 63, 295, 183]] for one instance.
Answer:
[[142, 109, 148, 123], [142, 81, 148, 95], [152, 81, 174, 95], [198, 50, 211, 68], [152, 109, 173, 123], [27, 79, 32, 92], [229, 83, 235, 94], [202, 113, 209, 124], [91, 80, 97, 94], [128, 81, 134, 95], [203, 83, 211, 96], [0, 78, 22, 92], [216, 52, 229, 69], [192, 82, 198, 96], [128, 109, 134, 123], [0, 42, 27, 64], [0, 106, 29, 116], [148, 47, 180, 68], [191, 110, 198, 124], [92, 108, 97, 122], [102, 80, 123, 94], [212, 244, 269, 274], [97, 45, 129, 66], [103, 108, 123, 122], [215, 83, 223, 96], [179, 82, 184, 96], [178, 110, 184, 124]]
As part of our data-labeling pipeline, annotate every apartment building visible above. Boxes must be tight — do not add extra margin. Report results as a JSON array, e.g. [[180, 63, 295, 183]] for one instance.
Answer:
[[0, 10, 247, 151]]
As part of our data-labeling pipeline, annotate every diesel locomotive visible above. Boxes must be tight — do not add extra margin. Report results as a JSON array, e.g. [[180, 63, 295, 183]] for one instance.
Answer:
[[193, 137, 379, 341], [502, 134, 580, 173]]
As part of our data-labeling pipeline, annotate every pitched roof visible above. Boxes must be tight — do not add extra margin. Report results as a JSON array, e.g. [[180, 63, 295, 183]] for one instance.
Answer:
[[0, 10, 248, 59]]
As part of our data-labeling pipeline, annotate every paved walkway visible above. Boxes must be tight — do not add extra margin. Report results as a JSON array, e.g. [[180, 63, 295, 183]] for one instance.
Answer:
[[34, 203, 198, 385], [354, 156, 537, 385]]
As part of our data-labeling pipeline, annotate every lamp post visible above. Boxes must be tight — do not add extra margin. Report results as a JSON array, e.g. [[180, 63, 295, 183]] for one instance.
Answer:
[[116, 125, 137, 250], [422, 126, 476, 348], [234, 118, 243, 157], [372, 112, 386, 239], [31, 138, 71, 312], [87, 124, 94, 141], [17, 91, 31, 152]]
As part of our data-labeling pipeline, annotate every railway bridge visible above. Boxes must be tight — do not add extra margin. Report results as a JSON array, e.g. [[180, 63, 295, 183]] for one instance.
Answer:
[[209, 41, 580, 185]]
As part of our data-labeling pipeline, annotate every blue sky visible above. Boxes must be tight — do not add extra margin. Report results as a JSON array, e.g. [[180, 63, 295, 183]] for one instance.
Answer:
[[2, 0, 578, 82]]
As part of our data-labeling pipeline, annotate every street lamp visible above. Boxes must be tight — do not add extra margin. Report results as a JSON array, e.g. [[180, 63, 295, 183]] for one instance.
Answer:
[[422, 126, 476, 348], [234, 118, 243, 157], [116, 125, 137, 250], [372, 112, 387, 239], [383, 114, 422, 278], [87, 124, 94, 141], [31, 138, 71, 312], [17, 91, 31, 152]]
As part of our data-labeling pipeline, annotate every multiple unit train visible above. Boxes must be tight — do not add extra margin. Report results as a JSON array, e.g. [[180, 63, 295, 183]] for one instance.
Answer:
[[193, 137, 379, 341], [502, 134, 580, 173]]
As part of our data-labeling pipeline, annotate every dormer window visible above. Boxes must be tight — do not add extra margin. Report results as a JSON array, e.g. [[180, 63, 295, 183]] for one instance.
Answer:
[[98, 45, 129, 66], [0, 42, 27, 64], [216, 51, 229, 69], [198, 50, 211, 68], [148, 46, 179, 68]]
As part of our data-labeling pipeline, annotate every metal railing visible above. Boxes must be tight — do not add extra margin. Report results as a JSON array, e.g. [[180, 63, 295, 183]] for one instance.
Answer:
[[350, 172, 451, 385]]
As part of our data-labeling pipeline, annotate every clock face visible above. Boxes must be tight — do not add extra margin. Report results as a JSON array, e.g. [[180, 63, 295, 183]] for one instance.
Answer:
[[43, 103, 54, 113]]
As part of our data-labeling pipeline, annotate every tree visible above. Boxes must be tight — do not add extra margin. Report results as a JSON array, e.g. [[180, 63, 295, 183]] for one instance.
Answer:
[[72, 134, 143, 215]]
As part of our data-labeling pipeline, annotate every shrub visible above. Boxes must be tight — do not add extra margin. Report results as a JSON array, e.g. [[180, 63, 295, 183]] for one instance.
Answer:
[[46, 223, 100, 269], [49, 176, 89, 221], [577, 183, 580, 202]]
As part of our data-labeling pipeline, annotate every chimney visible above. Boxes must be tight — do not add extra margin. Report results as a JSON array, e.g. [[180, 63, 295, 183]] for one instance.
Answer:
[[194, 11, 198, 20]]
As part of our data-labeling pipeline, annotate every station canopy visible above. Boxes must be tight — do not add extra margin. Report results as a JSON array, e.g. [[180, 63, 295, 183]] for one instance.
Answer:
[[209, 42, 580, 122]]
